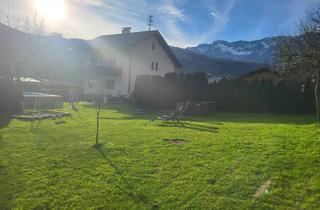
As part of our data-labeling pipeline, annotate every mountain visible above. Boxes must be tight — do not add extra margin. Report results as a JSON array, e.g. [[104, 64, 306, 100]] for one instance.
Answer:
[[0, 22, 89, 81], [171, 46, 268, 77], [186, 37, 280, 64]]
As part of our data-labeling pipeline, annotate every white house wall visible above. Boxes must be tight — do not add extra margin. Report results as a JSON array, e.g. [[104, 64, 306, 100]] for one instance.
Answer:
[[83, 75, 123, 96], [83, 47, 130, 97], [113, 49, 130, 96], [127, 36, 176, 94]]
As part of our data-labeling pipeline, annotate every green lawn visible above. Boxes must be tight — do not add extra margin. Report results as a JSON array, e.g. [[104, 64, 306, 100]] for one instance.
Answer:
[[0, 104, 319, 209]]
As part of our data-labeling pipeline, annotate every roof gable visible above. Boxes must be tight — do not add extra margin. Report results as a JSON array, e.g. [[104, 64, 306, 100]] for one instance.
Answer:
[[90, 30, 182, 68], [240, 68, 280, 79]]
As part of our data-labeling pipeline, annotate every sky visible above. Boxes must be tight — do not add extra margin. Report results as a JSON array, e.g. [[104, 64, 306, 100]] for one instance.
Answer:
[[1, 0, 320, 47]]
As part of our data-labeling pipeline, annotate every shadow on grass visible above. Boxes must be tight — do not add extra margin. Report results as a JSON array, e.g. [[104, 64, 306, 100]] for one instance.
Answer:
[[0, 166, 14, 209], [30, 120, 42, 133], [99, 117, 136, 121], [83, 104, 155, 121], [0, 115, 12, 129], [193, 113, 316, 125], [83, 104, 136, 114], [70, 114, 90, 126], [83, 103, 316, 125], [159, 122, 219, 133], [94, 145, 157, 208]]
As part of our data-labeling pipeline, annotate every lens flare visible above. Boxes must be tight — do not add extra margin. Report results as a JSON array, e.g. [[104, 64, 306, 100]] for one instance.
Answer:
[[35, 0, 66, 21]]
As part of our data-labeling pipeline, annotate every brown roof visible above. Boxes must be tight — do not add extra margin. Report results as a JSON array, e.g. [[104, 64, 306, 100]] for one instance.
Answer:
[[239, 68, 280, 79], [89, 30, 182, 68]]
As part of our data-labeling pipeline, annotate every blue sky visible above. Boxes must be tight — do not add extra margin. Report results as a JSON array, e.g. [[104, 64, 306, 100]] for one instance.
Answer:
[[3, 0, 320, 47]]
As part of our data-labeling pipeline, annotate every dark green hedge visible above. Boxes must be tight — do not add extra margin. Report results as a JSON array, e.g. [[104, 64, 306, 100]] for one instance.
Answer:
[[0, 73, 23, 114], [134, 73, 208, 109], [208, 79, 315, 114], [133, 72, 315, 114]]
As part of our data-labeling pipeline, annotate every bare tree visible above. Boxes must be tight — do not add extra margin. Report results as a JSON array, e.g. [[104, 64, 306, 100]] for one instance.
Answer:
[[0, 1, 46, 113], [277, 8, 320, 123], [0, 1, 45, 78]]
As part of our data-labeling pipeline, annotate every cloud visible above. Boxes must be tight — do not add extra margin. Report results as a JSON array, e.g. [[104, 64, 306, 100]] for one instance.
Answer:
[[3, 0, 236, 47], [156, 1, 187, 21], [151, 0, 192, 47], [210, 10, 226, 20], [161, 18, 195, 47], [70, 0, 104, 7], [197, 0, 236, 43], [210, 11, 218, 18]]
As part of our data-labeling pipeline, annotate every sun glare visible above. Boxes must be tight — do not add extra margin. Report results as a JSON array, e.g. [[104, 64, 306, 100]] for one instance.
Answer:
[[35, 0, 66, 21]]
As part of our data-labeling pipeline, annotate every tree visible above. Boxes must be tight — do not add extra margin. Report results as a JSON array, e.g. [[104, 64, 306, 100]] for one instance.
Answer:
[[277, 8, 320, 123], [96, 99, 101, 146], [0, 2, 45, 113], [0, 1, 45, 78]]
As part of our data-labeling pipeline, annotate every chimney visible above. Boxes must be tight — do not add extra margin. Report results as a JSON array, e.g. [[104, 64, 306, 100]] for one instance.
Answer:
[[122, 27, 131, 34]]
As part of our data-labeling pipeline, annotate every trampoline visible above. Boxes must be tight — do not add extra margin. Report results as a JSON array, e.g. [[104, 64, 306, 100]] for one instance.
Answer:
[[23, 92, 63, 110]]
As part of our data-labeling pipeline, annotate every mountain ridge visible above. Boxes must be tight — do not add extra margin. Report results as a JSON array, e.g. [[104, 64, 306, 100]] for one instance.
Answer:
[[171, 46, 268, 77], [184, 36, 290, 64]]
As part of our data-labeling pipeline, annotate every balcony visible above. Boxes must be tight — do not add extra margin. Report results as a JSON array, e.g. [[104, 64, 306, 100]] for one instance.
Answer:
[[81, 64, 122, 77]]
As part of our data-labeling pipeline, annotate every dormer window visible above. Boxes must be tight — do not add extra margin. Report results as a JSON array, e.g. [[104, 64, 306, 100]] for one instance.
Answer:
[[152, 42, 156, 50]]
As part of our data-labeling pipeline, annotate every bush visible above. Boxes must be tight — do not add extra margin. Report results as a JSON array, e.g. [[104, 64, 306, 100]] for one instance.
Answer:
[[133, 72, 315, 114], [208, 79, 315, 114], [0, 73, 23, 114], [134, 73, 208, 109]]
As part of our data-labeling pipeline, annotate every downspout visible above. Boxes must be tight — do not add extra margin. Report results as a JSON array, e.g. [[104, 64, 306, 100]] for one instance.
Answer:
[[128, 52, 132, 96], [313, 60, 320, 124]]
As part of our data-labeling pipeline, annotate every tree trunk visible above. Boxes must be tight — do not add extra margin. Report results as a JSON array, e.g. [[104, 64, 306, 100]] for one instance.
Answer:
[[96, 111, 100, 145], [95, 102, 101, 145], [316, 68, 320, 124]]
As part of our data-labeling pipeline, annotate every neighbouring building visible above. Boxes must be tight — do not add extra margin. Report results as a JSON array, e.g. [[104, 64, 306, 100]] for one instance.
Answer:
[[239, 68, 282, 84], [80, 29, 182, 98]]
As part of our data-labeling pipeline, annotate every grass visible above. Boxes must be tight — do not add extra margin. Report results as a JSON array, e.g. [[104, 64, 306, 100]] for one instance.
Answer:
[[0, 104, 320, 209]]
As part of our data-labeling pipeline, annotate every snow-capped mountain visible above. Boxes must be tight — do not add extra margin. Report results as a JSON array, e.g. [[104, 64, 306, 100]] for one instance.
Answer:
[[171, 46, 268, 77], [187, 37, 279, 64]]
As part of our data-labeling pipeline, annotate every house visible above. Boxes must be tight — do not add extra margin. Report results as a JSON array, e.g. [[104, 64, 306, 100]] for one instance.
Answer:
[[0, 23, 181, 101], [239, 68, 282, 84], [80, 29, 182, 98]]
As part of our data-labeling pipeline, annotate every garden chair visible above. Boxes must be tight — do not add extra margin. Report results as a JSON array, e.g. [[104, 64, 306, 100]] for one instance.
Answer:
[[158, 101, 190, 125]]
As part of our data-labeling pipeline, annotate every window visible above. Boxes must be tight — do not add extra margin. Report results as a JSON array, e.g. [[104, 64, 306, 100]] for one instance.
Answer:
[[106, 80, 115, 89], [152, 42, 156, 50], [151, 61, 154, 70], [88, 80, 95, 89], [155, 62, 159, 71]]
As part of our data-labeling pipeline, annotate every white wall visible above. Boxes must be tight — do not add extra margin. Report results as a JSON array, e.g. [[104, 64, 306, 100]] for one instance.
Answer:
[[83, 47, 130, 97], [127, 36, 176, 94], [83, 75, 124, 96]]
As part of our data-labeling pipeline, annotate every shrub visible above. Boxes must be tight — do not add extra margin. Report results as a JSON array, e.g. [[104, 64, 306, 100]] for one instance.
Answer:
[[134, 73, 208, 109], [0, 73, 23, 114]]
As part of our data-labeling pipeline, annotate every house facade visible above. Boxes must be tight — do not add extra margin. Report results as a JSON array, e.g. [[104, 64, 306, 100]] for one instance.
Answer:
[[81, 30, 181, 98], [239, 68, 282, 85]]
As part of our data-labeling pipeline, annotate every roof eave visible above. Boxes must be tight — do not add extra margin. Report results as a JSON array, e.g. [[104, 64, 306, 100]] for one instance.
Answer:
[[153, 31, 183, 68]]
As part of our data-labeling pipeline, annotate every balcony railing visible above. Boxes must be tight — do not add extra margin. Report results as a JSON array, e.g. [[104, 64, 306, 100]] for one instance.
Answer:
[[81, 64, 122, 76]]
